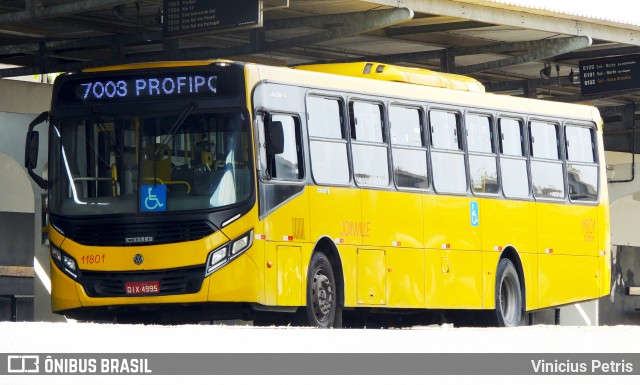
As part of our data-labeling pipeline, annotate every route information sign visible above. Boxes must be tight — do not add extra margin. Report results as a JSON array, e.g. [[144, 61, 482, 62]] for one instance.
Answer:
[[579, 54, 640, 97], [164, 0, 262, 37]]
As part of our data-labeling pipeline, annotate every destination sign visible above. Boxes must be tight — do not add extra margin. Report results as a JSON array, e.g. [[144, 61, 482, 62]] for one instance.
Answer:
[[54, 65, 244, 110], [75, 74, 217, 102], [579, 54, 640, 96], [163, 0, 262, 37]]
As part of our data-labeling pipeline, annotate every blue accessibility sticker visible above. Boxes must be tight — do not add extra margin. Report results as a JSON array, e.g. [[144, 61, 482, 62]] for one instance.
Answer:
[[141, 184, 167, 212], [470, 201, 479, 227]]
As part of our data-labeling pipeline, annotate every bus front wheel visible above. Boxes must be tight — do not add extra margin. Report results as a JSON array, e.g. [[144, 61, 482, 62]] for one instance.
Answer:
[[305, 251, 337, 328], [494, 258, 523, 327]]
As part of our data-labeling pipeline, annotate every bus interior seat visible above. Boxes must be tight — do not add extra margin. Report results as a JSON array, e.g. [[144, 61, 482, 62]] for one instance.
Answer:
[[141, 143, 172, 183]]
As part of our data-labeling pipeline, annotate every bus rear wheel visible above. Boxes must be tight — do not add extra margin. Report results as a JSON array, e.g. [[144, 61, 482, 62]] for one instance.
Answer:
[[494, 258, 523, 327], [305, 251, 338, 328]]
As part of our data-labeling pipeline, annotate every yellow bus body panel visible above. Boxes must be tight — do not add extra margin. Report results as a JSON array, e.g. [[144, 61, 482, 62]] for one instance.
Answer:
[[275, 245, 304, 306], [207, 252, 260, 303], [423, 194, 481, 251], [481, 198, 537, 254], [49, 208, 267, 312], [537, 253, 600, 308], [386, 247, 425, 308], [426, 249, 483, 309], [60, 232, 227, 272], [309, 186, 362, 245], [361, 189, 423, 248], [536, 202, 598, 257], [50, 258, 83, 311], [356, 248, 387, 305]]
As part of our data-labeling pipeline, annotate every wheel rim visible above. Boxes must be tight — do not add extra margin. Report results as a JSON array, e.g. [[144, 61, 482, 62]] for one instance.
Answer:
[[311, 268, 333, 323], [500, 274, 518, 325]]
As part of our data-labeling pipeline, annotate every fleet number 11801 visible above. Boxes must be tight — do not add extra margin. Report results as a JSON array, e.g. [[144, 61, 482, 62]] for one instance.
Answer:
[[82, 255, 106, 264]]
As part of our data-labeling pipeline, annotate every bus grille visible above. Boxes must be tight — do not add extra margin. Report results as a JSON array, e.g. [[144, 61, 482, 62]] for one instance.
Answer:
[[71, 220, 216, 246], [79, 266, 205, 297]]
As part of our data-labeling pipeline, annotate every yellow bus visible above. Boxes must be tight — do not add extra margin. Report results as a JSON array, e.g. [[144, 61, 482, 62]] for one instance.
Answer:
[[25, 60, 610, 326]]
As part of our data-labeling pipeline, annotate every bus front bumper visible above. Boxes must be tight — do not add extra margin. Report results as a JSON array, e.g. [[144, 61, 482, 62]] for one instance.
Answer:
[[50, 251, 261, 319]]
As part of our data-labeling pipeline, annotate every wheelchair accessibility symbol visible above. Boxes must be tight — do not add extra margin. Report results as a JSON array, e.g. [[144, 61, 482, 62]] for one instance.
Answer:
[[470, 201, 479, 227], [141, 184, 167, 212]]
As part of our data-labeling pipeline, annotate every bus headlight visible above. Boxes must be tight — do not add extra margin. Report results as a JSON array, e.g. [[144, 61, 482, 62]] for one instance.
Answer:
[[231, 233, 251, 255], [206, 229, 253, 276], [207, 247, 229, 274], [51, 246, 78, 280]]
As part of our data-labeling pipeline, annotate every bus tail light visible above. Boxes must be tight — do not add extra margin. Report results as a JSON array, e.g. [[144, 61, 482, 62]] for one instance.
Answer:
[[206, 229, 253, 276]]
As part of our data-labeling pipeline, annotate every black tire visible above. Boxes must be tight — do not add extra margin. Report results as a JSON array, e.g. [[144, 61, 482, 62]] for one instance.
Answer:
[[305, 251, 339, 328], [494, 258, 523, 327]]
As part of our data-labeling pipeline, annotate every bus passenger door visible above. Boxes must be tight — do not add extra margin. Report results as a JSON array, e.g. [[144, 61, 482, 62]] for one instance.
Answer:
[[256, 112, 310, 306]]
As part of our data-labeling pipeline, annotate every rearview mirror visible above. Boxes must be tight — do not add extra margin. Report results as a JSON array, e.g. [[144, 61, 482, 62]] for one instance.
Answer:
[[25, 131, 39, 169], [25, 111, 49, 190], [266, 120, 285, 155]]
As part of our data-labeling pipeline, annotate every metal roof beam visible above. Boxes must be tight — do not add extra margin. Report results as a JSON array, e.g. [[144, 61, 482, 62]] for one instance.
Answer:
[[0, 8, 415, 78], [0, 0, 131, 26], [264, 8, 410, 30], [554, 46, 640, 61], [455, 36, 592, 74], [263, 7, 414, 51], [310, 36, 591, 73], [385, 21, 494, 36], [311, 49, 444, 65], [0, 31, 162, 56], [368, 0, 640, 45], [453, 37, 590, 56]]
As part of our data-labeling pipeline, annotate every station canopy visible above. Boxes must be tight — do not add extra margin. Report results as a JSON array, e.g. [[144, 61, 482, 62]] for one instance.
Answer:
[[1, 0, 640, 151]]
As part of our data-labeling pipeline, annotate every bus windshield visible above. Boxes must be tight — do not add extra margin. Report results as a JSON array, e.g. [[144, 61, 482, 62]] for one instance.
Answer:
[[48, 109, 252, 216]]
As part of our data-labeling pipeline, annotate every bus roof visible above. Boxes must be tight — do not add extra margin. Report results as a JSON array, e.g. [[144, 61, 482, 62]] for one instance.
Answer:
[[296, 62, 485, 93], [254, 62, 601, 125]]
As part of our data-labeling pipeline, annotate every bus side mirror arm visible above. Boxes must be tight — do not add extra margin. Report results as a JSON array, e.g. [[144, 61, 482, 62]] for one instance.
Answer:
[[25, 111, 49, 190]]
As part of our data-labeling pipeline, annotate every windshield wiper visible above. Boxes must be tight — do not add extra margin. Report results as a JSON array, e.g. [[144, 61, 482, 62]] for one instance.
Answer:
[[161, 103, 197, 148], [150, 103, 197, 188]]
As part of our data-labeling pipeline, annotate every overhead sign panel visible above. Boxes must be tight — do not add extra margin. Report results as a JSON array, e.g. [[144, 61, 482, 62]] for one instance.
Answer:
[[164, 0, 262, 37], [579, 54, 640, 97]]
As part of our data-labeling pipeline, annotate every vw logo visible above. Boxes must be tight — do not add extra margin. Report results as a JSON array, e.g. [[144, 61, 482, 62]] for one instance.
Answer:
[[133, 254, 144, 265]]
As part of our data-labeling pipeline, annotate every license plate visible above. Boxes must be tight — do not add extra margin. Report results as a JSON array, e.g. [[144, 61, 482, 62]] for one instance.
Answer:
[[125, 281, 160, 295]]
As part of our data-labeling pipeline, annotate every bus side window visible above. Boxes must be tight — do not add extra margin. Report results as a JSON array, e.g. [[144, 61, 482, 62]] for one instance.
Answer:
[[349, 100, 389, 187], [530, 121, 564, 200], [389, 105, 428, 190], [430, 110, 466, 194], [307, 95, 350, 185], [267, 114, 304, 181], [566, 125, 598, 202], [467, 113, 498, 195], [498, 118, 529, 199]]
